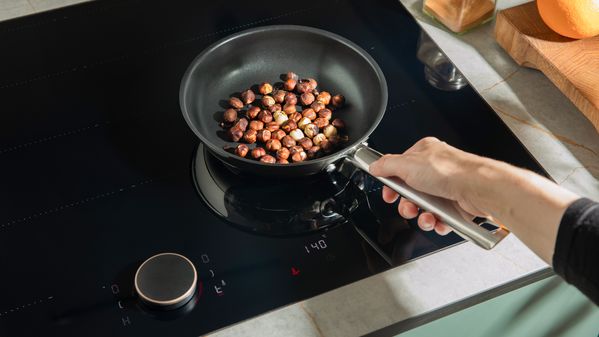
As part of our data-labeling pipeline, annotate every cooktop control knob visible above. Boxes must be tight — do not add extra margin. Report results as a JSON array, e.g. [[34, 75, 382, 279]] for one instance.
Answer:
[[134, 252, 197, 310]]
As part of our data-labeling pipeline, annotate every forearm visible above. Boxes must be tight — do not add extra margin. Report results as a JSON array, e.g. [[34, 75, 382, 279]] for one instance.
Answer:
[[472, 159, 579, 264]]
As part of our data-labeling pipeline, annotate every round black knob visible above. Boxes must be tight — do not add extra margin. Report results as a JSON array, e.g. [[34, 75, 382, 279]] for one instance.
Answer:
[[134, 253, 197, 310]]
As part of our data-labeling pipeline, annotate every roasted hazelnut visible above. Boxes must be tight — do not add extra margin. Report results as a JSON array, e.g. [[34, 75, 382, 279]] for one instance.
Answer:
[[256, 129, 271, 143], [268, 103, 282, 113], [276, 158, 289, 164], [331, 118, 346, 130], [307, 146, 321, 159], [241, 89, 256, 105], [276, 147, 290, 160], [302, 108, 317, 121], [260, 155, 276, 163], [248, 120, 264, 131], [265, 121, 280, 132], [284, 78, 297, 91], [320, 139, 334, 153], [273, 90, 287, 104], [258, 110, 273, 123], [229, 97, 244, 109], [261, 95, 275, 108], [273, 111, 289, 126], [296, 80, 311, 94], [259, 82, 273, 95], [271, 129, 287, 140], [310, 101, 325, 113], [303, 123, 319, 138], [232, 118, 249, 131], [251, 147, 266, 159], [289, 128, 305, 141], [300, 92, 315, 106], [298, 137, 313, 150], [285, 92, 298, 105], [318, 108, 332, 121], [235, 144, 249, 158], [289, 112, 302, 123], [323, 125, 338, 139], [281, 120, 297, 133], [243, 129, 258, 144], [265, 138, 282, 151], [313, 117, 329, 129], [223, 108, 237, 123], [289, 145, 304, 155], [291, 150, 307, 162], [297, 117, 311, 130], [312, 133, 327, 145], [246, 106, 261, 119], [331, 94, 345, 108], [307, 78, 318, 90], [283, 103, 297, 114], [228, 127, 244, 142], [316, 91, 331, 105], [286, 71, 299, 81], [281, 135, 296, 147]]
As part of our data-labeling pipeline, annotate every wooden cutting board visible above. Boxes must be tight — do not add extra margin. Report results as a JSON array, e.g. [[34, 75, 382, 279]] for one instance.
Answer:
[[495, 1, 599, 132]]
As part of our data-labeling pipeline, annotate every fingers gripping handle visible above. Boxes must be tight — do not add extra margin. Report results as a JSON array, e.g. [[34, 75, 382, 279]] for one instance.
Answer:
[[348, 145, 509, 250]]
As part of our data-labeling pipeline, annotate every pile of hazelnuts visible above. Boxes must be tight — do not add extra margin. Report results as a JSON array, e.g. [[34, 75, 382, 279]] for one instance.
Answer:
[[221, 72, 347, 164]]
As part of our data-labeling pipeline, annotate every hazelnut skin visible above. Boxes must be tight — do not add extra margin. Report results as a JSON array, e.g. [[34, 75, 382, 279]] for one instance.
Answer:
[[285, 92, 298, 105], [241, 90, 255, 105], [251, 147, 266, 159], [243, 129, 258, 144], [284, 79, 297, 91], [316, 91, 331, 105], [262, 95, 275, 108], [291, 151, 307, 162], [276, 158, 289, 164], [302, 108, 317, 121], [283, 104, 297, 114], [296, 81, 311, 94], [268, 103, 282, 113], [307, 78, 318, 90], [260, 155, 276, 164], [289, 128, 305, 141], [286, 72, 299, 81], [331, 94, 345, 108], [232, 118, 248, 131], [320, 140, 334, 153], [258, 110, 273, 123], [281, 135, 296, 147], [229, 97, 244, 109], [271, 129, 287, 140], [310, 101, 325, 113], [303, 123, 319, 138], [312, 133, 327, 145], [298, 137, 313, 150], [323, 125, 338, 138], [313, 117, 329, 129], [273, 90, 286, 104], [223, 108, 237, 123], [289, 145, 304, 155], [276, 147, 290, 160], [265, 139, 282, 151], [248, 120, 264, 131], [265, 121, 280, 132], [289, 112, 302, 123], [246, 106, 261, 119], [331, 118, 346, 130], [307, 146, 321, 159], [256, 129, 271, 143], [228, 127, 244, 142], [259, 82, 273, 95], [318, 108, 332, 121], [235, 144, 249, 158], [281, 120, 297, 133], [300, 92, 315, 106]]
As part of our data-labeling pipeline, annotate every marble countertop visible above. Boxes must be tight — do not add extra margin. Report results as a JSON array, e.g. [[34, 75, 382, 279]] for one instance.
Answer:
[[2, 1, 598, 336]]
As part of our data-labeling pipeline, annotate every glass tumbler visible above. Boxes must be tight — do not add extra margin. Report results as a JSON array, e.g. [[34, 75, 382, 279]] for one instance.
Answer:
[[423, 0, 496, 34]]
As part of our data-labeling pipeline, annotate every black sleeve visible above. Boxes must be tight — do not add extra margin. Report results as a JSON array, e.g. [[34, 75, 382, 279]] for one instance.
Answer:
[[553, 198, 599, 305]]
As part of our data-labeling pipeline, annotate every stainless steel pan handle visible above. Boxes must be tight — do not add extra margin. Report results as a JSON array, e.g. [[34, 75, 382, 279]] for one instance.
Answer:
[[347, 144, 509, 250]]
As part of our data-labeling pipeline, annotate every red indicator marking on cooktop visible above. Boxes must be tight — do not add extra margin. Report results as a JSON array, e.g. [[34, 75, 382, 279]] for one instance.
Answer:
[[291, 267, 300, 276]]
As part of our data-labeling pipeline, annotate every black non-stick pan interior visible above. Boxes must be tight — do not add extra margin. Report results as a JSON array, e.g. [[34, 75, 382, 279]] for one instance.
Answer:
[[181, 25, 387, 175]]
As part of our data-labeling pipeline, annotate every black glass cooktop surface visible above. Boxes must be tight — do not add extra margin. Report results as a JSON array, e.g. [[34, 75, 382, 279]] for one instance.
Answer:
[[0, 0, 544, 336]]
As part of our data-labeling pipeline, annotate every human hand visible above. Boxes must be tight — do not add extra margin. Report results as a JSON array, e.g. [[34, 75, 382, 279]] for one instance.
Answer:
[[368, 137, 491, 235]]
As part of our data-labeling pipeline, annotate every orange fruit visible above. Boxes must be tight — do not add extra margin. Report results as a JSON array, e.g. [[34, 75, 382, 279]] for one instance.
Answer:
[[537, 0, 599, 39]]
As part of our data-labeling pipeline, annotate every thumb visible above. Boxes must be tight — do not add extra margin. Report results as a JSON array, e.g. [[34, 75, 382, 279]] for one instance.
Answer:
[[369, 154, 411, 180]]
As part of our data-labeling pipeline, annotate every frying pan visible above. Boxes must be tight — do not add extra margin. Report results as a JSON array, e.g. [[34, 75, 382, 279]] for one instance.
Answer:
[[180, 25, 509, 250]]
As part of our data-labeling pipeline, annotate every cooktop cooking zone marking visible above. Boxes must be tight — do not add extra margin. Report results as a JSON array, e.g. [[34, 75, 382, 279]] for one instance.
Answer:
[[0, 296, 54, 318], [1, 179, 153, 231], [0, 121, 110, 155], [0, 6, 319, 91]]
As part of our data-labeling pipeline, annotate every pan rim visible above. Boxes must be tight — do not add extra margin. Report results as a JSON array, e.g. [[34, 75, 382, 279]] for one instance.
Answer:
[[180, 24, 388, 168]]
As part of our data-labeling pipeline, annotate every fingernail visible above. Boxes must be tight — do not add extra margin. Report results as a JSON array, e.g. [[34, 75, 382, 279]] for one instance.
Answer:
[[422, 221, 433, 230]]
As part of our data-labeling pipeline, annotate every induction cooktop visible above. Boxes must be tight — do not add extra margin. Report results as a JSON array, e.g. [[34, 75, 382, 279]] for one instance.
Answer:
[[0, 0, 544, 336]]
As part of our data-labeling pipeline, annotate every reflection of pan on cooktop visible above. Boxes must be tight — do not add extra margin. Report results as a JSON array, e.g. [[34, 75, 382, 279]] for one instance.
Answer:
[[192, 143, 369, 236]]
